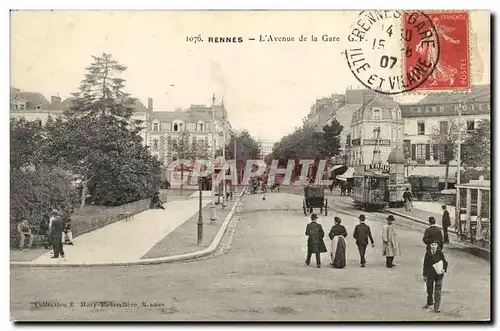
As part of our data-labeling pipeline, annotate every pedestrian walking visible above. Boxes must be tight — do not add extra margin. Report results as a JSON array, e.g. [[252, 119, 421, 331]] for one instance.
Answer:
[[48, 209, 60, 253], [403, 188, 413, 211], [422, 242, 448, 313], [328, 217, 347, 269], [50, 212, 65, 258], [305, 213, 327, 268], [441, 205, 451, 244], [353, 214, 375, 267], [423, 216, 443, 252], [382, 215, 401, 268]]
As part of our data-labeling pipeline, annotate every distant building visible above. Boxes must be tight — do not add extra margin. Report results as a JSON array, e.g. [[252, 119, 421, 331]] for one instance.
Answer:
[[258, 139, 275, 159], [304, 94, 345, 129]]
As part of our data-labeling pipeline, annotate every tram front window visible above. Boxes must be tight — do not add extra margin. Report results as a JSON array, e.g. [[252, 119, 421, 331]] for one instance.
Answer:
[[370, 178, 386, 190]]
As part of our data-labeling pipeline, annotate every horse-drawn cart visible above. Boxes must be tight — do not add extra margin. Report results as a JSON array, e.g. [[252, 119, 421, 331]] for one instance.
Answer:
[[302, 185, 328, 216]]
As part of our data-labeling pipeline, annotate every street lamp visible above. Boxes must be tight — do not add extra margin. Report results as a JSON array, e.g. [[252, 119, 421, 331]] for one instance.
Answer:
[[210, 93, 218, 222], [197, 176, 203, 245]]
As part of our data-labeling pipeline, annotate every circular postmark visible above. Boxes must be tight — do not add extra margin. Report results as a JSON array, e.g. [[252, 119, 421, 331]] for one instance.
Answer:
[[345, 10, 440, 95]]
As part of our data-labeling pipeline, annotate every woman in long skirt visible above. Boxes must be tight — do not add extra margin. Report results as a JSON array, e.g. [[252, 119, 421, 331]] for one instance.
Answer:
[[329, 217, 348, 268]]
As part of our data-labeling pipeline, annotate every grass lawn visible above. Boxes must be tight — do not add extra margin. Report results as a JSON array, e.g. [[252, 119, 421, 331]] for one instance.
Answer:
[[141, 201, 236, 259]]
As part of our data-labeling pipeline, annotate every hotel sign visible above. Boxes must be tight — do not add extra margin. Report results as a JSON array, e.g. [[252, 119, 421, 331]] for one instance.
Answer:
[[363, 139, 391, 146], [401, 102, 491, 118]]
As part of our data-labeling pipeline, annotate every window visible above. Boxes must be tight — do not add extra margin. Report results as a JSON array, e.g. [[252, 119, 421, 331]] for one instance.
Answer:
[[372, 108, 381, 120], [439, 121, 448, 135], [36, 105, 42, 110], [467, 120, 475, 131], [372, 128, 379, 139], [152, 138, 159, 149], [346, 134, 351, 146], [199, 123, 204, 131], [153, 122, 159, 131], [438, 145, 449, 164], [417, 122, 425, 135], [179, 123, 184, 131], [173, 123, 178, 132], [416, 144, 425, 160]]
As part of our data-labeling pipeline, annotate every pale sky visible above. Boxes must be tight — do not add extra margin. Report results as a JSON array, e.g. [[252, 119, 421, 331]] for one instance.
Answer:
[[11, 11, 490, 141]]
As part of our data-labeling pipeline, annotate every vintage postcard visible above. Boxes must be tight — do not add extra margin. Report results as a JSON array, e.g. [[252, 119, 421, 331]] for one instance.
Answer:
[[10, 10, 491, 322]]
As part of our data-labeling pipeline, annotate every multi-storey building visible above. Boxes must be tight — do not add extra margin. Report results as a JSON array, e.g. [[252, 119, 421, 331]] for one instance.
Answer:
[[258, 139, 275, 159], [304, 94, 345, 129], [346, 90, 404, 167], [10, 87, 231, 166], [399, 85, 490, 179], [147, 102, 230, 165]]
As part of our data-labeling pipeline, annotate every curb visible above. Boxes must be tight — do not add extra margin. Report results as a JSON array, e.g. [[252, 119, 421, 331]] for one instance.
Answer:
[[11, 188, 247, 268], [386, 210, 458, 235]]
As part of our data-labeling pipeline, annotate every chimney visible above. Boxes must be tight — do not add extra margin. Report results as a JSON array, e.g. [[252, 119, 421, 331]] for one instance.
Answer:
[[51, 95, 61, 106], [148, 98, 153, 111]]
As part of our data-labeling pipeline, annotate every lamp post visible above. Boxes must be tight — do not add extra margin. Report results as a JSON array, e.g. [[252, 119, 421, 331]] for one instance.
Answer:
[[197, 177, 203, 245], [221, 104, 227, 208], [210, 94, 218, 222]]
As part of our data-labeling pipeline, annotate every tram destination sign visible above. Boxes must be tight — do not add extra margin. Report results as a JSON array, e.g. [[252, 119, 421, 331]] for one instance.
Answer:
[[365, 163, 390, 173]]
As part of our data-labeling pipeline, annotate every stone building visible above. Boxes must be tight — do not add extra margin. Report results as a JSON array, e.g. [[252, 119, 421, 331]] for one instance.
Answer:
[[346, 90, 404, 167], [399, 84, 490, 180]]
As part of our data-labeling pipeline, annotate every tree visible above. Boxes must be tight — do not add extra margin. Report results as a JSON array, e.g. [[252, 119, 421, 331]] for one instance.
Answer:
[[42, 53, 161, 206], [430, 120, 463, 190], [462, 119, 491, 170], [224, 130, 261, 183], [272, 120, 343, 181], [10, 119, 78, 241]]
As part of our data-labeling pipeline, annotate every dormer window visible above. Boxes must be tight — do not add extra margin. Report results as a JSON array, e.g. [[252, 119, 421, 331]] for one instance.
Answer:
[[372, 108, 381, 120], [153, 122, 159, 131], [36, 105, 42, 110], [198, 123, 204, 131]]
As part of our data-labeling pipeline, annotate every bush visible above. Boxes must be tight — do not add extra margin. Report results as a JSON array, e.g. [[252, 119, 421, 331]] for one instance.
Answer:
[[10, 167, 79, 245]]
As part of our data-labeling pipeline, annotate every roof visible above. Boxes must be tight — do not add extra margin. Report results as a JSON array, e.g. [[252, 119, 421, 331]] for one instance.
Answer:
[[11, 90, 51, 109], [416, 85, 490, 104]]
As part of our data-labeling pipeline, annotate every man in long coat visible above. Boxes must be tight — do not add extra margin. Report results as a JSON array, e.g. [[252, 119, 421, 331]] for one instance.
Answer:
[[423, 216, 443, 252], [353, 214, 375, 267], [382, 215, 401, 268], [305, 213, 327, 268], [50, 212, 65, 258], [441, 205, 451, 244]]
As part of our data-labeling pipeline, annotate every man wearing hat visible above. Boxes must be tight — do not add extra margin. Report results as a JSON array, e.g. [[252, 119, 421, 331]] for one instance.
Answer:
[[50, 209, 65, 258], [353, 214, 375, 267], [305, 213, 327, 268], [422, 241, 448, 313], [441, 205, 451, 244], [382, 215, 401, 268], [423, 216, 443, 252]]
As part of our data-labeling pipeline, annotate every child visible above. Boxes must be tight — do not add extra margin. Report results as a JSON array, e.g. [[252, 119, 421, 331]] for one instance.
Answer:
[[422, 241, 448, 313]]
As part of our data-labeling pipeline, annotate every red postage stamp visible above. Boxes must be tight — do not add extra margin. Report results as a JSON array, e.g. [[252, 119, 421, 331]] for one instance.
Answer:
[[404, 11, 470, 91]]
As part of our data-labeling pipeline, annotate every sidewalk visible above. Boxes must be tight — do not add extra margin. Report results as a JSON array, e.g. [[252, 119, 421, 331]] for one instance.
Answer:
[[388, 201, 456, 233], [22, 197, 213, 265]]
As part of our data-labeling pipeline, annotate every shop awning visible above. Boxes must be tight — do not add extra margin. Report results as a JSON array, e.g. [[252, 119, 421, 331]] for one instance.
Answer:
[[337, 167, 354, 181], [408, 166, 457, 183], [329, 164, 345, 174]]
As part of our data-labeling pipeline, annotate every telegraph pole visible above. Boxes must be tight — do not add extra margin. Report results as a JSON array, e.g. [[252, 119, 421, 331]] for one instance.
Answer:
[[210, 93, 218, 222], [455, 101, 463, 232]]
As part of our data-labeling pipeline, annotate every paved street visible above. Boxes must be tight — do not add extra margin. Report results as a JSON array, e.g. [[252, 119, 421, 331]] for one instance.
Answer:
[[11, 193, 490, 321]]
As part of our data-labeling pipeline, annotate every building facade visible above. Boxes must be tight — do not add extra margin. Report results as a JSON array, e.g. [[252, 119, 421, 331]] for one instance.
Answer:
[[146, 102, 230, 165], [10, 87, 231, 166], [399, 85, 490, 178], [347, 91, 404, 167], [258, 139, 275, 159]]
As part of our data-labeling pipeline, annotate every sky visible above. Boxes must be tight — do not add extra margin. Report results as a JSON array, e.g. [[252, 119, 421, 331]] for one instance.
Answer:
[[11, 11, 490, 142]]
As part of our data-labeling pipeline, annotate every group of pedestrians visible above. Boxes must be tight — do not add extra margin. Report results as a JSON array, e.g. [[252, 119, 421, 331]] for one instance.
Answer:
[[304, 213, 400, 269], [304, 211, 450, 314]]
